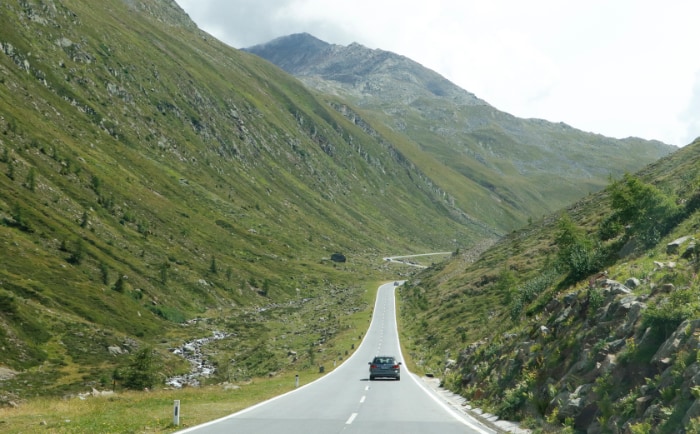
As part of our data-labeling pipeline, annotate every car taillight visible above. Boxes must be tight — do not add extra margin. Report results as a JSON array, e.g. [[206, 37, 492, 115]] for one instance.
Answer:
[[392, 365, 400, 369], [370, 364, 377, 369]]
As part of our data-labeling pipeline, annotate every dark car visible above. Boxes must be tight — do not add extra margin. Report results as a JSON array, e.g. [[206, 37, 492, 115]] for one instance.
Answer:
[[368, 356, 401, 380]]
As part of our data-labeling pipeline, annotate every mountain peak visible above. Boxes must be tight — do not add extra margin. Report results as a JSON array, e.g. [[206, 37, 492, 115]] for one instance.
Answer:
[[258, 32, 330, 49], [246, 34, 487, 105]]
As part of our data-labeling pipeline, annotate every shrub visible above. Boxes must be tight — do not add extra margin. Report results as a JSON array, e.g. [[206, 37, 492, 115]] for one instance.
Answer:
[[509, 269, 557, 320], [148, 305, 185, 323], [607, 174, 681, 248], [598, 214, 623, 240], [588, 287, 605, 313], [555, 213, 603, 280], [113, 275, 126, 293], [0, 292, 17, 314], [67, 238, 85, 265], [121, 347, 159, 390], [642, 288, 699, 339]]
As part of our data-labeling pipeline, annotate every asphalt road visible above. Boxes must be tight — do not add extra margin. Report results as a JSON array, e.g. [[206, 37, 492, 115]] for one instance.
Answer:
[[176, 282, 495, 434]]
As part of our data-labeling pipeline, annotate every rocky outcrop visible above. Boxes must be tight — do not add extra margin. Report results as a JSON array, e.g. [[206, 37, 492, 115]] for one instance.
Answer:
[[450, 242, 700, 432]]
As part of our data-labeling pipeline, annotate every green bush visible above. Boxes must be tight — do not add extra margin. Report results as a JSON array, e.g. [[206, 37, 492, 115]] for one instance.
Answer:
[[598, 214, 623, 240], [509, 269, 557, 319], [607, 174, 681, 248], [0, 292, 18, 314], [555, 213, 604, 280], [147, 305, 186, 323], [642, 288, 699, 339], [121, 347, 159, 390]]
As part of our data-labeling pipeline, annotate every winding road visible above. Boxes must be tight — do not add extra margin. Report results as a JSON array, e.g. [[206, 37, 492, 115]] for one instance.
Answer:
[[176, 281, 495, 434]]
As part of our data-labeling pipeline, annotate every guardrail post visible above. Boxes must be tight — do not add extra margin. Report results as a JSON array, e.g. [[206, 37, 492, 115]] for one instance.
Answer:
[[173, 400, 180, 426]]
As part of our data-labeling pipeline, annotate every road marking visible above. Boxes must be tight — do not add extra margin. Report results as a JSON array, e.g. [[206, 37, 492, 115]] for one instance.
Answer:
[[365, 385, 370, 391], [360, 395, 366, 403], [346, 413, 358, 424]]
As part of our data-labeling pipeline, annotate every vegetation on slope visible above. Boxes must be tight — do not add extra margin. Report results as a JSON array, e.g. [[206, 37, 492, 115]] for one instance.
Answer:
[[0, 0, 464, 402], [246, 33, 675, 232], [400, 139, 700, 432], [0, 2, 689, 432]]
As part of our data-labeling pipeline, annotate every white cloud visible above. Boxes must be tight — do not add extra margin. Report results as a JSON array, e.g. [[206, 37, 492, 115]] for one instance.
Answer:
[[175, 0, 700, 147], [682, 71, 700, 145]]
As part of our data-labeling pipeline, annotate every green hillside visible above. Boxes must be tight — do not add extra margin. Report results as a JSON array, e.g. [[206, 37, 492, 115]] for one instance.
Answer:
[[0, 1, 692, 432], [0, 0, 480, 401], [400, 139, 700, 433], [245, 33, 675, 231]]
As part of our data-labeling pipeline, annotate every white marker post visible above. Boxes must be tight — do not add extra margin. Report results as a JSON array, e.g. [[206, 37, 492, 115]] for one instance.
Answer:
[[173, 400, 180, 426], [295, 374, 299, 388]]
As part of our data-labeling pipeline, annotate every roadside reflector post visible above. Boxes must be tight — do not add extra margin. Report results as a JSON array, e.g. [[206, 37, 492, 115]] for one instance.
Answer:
[[173, 400, 180, 426], [295, 374, 299, 388]]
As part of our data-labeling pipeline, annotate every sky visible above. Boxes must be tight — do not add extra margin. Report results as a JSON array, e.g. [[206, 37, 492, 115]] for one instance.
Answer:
[[175, 0, 700, 148]]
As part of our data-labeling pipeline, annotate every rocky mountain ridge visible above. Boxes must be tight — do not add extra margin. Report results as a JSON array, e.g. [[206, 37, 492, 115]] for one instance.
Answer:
[[246, 33, 676, 230]]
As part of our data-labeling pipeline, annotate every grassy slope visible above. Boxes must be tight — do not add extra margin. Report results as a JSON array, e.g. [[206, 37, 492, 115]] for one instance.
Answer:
[[0, 0, 470, 400], [247, 36, 675, 232], [400, 139, 700, 432]]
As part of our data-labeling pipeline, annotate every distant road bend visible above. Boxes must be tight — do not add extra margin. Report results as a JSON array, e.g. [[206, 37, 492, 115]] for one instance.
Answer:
[[176, 281, 495, 434], [383, 252, 453, 268]]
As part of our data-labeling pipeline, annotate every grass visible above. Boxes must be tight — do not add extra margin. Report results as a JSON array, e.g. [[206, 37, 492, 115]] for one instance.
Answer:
[[0, 373, 313, 433], [1, 0, 470, 402], [397, 141, 700, 432], [0, 1, 687, 431], [0, 282, 380, 433]]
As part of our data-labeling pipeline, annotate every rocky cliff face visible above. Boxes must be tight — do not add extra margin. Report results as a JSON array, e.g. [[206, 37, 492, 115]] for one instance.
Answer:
[[454, 261, 700, 432]]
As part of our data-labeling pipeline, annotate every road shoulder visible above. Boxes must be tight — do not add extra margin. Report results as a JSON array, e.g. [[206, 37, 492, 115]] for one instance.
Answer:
[[419, 376, 531, 434]]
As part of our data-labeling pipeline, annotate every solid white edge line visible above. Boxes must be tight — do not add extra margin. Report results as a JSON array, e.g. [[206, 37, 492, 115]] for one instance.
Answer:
[[174, 282, 389, 433], [390, 284, 496, 434]]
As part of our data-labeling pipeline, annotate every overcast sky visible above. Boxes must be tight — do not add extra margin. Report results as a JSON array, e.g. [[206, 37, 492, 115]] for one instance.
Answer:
[[175, 0, 700, 147]]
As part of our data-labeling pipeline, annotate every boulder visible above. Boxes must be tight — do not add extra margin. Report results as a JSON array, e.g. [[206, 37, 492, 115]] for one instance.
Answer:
[[563, 292, 579, 306], [330, 253, 346, 263], [683, 399, 700, 427], [667, 236, 693, 254], [625, 277, 641, 289], [651, 283, 675, 297], [550, 384, 594, 422], [652, 319, 700, 365], [635, 395, 653, 418], [600, 280, 631, 295], [618, 300, 646, 337], [682, 242, 698, 259], [597, 354, 617, 375]]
